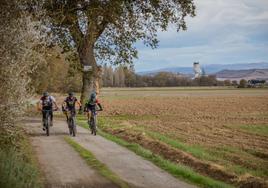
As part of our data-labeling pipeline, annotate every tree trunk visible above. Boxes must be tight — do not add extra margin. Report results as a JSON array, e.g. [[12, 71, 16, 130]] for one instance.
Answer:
[[94, 65, 102, 95], [78, 40, 97, 107], [80, 70, 94, 107]]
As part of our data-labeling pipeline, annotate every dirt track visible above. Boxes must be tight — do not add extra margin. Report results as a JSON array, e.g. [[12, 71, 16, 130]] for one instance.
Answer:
[[25, 118, 196, 188]]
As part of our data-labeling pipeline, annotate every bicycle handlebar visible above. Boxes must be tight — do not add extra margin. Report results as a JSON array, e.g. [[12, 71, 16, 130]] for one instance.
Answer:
[[42, 109, 58, 112]]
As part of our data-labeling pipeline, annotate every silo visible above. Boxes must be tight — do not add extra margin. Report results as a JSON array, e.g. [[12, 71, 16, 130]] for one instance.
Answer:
[[193, 62, 201, 78]]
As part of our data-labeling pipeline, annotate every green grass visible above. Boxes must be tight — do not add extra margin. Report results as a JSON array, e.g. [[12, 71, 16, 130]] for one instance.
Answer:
[[208, 146, 268, 177], [0, 127, 43, 188], [64, 137, 129, 188], [98, 119, 216, 161], [144, 130, 217, 161], [239, 124, 268, 136], [76, 119, 233, 188], [0, 148, 43, 188]]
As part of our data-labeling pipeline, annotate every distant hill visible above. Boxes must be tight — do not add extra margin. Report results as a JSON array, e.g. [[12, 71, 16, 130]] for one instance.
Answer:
[[215, 69, 268, 81], [138, 62, 268, 75]]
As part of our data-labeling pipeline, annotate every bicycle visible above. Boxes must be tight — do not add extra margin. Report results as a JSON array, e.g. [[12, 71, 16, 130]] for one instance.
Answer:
[[42, 109, 52, 136], [66, 110, 77, 137], [88, 109, 101, 136]]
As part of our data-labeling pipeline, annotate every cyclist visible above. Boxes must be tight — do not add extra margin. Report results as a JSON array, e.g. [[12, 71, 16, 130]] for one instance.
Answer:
[[84, 92, 103, 132], [84, 92, 103, 113], [38, 92, 59, 131], [62, 92, 81, 122]]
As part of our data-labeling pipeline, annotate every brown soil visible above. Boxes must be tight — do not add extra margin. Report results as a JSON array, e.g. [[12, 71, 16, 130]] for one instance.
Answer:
[[104, 127, 268, 187], [101, 95, 268, 168]]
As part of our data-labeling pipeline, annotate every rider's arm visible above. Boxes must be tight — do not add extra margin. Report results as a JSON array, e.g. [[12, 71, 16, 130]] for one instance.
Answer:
[[50, 96, 59, 110], [62, 101, 67, 111], [76, 99, 82, 110], [96, 99, 103, 111], [53, 101, 59, 110], [75, 99, 82, 108], [76, 100, 82, 107], [97, 103, 103, 111]]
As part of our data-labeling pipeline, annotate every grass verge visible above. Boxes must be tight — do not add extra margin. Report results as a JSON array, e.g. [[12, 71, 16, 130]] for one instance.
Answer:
[[64, 136, 129, 188], [76, 119, 233, 188], [0, 127, 43, 188]]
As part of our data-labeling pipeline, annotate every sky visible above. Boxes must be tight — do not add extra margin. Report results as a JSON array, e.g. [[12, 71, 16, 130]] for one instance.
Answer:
[[134, 0, 268, 72]]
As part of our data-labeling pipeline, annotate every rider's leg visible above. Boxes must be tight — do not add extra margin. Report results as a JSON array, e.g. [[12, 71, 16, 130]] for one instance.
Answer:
[[42, 111, 46, 131], [87, 111, 90, 122], [65, 112, 68, 121], [50, 110, 53, 126]]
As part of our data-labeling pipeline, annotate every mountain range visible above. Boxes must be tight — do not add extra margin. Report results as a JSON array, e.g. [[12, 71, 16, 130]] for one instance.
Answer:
[[138, 62, 268, 75], [215, 69, 268, 81]]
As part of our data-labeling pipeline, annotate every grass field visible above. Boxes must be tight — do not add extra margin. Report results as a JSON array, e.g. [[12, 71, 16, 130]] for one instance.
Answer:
[[95, 87, 268, 186]]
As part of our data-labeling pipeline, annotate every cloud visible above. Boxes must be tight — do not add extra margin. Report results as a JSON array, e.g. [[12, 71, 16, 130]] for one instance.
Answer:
[[134, 0, 268, 71]]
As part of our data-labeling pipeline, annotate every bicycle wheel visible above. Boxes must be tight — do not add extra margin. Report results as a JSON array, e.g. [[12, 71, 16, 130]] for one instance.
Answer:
[[46, 114, 50, 136], [89, 118, 93, 134], [68, 118, 72, 135], [72, 125, 76, 137], [92, 115, 97, 136], [71, 117, 76, 137]]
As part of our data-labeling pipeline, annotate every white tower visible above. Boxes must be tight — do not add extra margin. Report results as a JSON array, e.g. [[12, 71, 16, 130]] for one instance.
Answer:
[[193, 62, 201, 78]]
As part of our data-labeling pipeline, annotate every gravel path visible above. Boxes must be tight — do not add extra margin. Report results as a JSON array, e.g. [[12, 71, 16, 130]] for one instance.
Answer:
[[25, 118, 196, 188]]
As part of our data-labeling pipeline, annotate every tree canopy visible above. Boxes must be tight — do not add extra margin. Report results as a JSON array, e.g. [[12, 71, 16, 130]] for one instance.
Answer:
[[41, 0, 195, 64], [28, 0, 196, 105]]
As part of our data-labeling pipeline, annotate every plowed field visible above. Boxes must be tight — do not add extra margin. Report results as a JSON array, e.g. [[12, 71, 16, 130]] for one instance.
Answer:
[[98, 87, 268, 186]]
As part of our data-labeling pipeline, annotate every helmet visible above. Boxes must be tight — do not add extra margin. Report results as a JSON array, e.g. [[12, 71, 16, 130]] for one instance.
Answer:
[[68, 92, 74, 97], [90, 92, 96, 99], [43, 92, 49, 97]]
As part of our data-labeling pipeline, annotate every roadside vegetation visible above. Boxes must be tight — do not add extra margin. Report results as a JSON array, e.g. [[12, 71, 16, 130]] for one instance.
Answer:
[[0, 129, 43, 188], [0, 1, 46, 187]]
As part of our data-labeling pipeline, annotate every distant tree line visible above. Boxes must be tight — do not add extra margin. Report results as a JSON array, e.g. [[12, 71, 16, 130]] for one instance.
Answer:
[[31, 57, 255, 93], [101, 65, 239, 87]]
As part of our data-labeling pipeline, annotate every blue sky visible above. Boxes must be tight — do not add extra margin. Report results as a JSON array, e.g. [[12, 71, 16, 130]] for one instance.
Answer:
[[134, 0, 268, 72]]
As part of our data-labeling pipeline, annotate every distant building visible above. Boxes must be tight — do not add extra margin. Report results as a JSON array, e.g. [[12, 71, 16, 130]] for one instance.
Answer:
[[193, 62, 202, 78]]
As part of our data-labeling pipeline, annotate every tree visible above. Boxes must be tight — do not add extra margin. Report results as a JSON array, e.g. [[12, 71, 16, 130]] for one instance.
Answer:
[[30, 46, 83, 93], [238, 79, 247, 88], [32, 0, 196, 106], [114, 67, 120, 87], [118, 66, 125, 87], [124, 65, 136, 87], [232, 80, 238, 87], [107, 66, 114, 87], [223, 80, 231, 86], [1, 0, 46, 138]]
